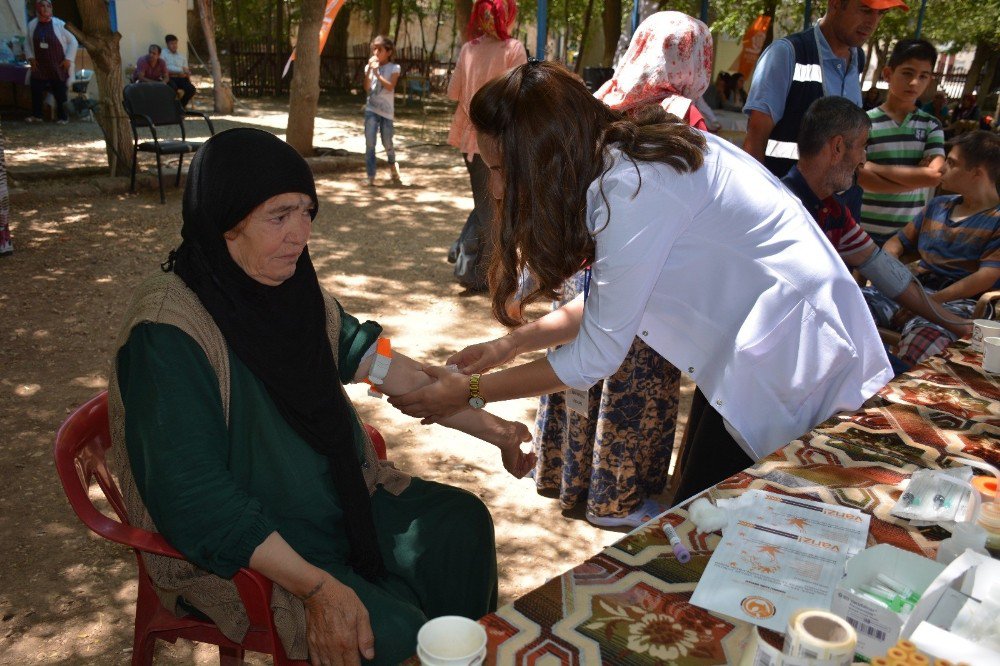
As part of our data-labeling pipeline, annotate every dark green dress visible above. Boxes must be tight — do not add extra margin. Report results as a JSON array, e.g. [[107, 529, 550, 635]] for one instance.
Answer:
[[116, 311, 498, 665]]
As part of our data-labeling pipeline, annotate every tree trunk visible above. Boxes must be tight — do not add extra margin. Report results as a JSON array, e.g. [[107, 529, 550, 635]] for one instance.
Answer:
[[393, 0, 404, 44], [274, 0, 284, 47], [976, 47, 999, 101], [872, 37, 890, 87], [430, 0, 445, 59], [286, 0, 324, 156], [575, 0, 596, 73], [194, 0, 234, 114], [455, 0, 472, 42], [601, 0, 621, 66], [235, 0, 244, 38], [330, 4, 351, 54], [374, 0, 392, 37], [70, 0, 132, 177], [762, 0, 778, 50], [864, 41, 875, 85], [563, 0, 571, 64], [963, 39, 990, 96]]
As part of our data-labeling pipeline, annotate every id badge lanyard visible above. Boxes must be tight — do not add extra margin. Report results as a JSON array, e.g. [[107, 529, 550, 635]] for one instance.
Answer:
[[564, 267, 593, 417]]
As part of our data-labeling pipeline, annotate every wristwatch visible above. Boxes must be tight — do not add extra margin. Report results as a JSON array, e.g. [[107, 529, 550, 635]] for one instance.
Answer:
[[468, 373, 486, 409]]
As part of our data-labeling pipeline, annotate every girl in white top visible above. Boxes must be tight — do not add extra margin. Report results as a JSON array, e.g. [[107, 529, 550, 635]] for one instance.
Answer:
[[390, 62, 893, 502], [363, 35, 402, 186]]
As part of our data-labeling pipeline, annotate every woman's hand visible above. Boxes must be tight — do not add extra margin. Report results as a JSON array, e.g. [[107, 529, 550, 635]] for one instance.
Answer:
[[497, 422, 536, 478], [388, 365, 472, 424], [302, 573, 375, 666], [447, 335, 518, 373]]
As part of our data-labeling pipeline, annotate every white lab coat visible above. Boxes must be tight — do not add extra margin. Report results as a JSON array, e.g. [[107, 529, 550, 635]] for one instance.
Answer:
[[25, 17, 78, 82], [548, 133, 892, 460]]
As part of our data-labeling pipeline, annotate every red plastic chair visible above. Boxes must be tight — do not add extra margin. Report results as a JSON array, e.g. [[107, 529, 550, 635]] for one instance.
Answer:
[[54, 390, 387, 665]]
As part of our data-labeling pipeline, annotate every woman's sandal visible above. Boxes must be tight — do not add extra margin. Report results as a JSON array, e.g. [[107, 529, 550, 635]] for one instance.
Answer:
[[586, 498, 667, 528]]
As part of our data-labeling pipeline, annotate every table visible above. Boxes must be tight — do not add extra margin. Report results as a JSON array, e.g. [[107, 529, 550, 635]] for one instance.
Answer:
[[0, 62, 31, 113], [474, 341, 1000, 664], [713, 110, 747, 134]]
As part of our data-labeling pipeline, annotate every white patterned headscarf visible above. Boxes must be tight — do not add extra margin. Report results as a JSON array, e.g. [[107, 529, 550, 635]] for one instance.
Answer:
[[595, 11, 713, 118]]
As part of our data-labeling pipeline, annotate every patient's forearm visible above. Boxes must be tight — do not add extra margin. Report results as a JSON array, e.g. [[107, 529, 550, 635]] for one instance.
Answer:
[[249, 532, 327, 598], [355, 349, 519, 445]]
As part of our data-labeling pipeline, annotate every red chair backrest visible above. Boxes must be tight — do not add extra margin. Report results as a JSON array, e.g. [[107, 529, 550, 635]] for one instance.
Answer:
[[54, 391, 182, 558], [54, 391, 132, 532]]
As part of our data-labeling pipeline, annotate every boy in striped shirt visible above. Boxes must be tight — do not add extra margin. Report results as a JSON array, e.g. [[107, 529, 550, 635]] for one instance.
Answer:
[[865, 131, 1000, 366], [858, 39, 945, 245]]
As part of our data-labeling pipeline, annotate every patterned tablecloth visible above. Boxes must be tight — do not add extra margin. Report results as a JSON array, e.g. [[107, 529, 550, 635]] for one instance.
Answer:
[[474, 342, 1000, 665]]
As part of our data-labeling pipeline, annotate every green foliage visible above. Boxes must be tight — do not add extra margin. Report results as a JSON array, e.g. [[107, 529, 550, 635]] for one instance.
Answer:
[[211, 0, 999, 58], [919, 0, 1000, 48]]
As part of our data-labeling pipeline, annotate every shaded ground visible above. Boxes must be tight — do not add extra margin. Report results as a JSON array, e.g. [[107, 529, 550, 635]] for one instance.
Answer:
[[0, 93, 691, 663]]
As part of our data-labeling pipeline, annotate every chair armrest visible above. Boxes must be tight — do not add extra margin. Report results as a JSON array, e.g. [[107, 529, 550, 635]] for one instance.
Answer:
[[73, 503, 186, 559], [973, 290, 1000, 320], [233, 567, 280, 630], [185, 110, 215, 135]]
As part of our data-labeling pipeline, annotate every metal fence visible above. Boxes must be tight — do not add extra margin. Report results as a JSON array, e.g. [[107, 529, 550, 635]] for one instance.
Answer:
[[230, 40, 451, 97], [939, 68, 968, 100]]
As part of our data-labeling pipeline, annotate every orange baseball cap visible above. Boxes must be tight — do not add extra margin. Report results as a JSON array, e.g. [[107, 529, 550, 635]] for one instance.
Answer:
[[860, 0, 910, 10]]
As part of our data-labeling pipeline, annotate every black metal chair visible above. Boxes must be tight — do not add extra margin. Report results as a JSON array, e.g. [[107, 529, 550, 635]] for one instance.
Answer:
[[123, 83, 214, 204]]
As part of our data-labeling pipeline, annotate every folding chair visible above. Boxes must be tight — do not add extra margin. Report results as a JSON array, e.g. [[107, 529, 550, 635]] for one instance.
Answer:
[[123, 83, 214, 204]]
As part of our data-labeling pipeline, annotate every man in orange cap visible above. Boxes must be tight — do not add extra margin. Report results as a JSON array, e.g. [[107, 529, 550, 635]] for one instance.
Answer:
[[743, 0, 909, 180]]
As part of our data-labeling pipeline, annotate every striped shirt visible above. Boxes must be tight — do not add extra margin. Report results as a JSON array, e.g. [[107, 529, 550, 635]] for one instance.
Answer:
[[782, 165, 875, 260], [897, 195, 1000, 292], [861, 107, 945, 238]]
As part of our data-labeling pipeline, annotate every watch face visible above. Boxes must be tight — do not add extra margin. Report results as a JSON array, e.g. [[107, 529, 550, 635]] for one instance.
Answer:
[[468, 396, 486, 409]]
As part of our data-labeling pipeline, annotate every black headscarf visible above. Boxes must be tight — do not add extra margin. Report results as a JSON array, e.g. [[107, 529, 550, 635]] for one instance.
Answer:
[[164, 128, 385, 581]]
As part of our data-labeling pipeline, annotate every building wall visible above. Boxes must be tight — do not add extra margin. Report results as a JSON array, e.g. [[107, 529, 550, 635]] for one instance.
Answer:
[[115, 0, 187, 70]]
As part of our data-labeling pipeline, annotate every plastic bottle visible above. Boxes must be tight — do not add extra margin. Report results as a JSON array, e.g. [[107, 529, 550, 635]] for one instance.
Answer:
[[935, 522, 990, 564], [975, 500, 1000, 551]]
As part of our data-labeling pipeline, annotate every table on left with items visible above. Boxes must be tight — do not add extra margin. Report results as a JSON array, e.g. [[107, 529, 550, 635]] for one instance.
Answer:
[[0, 62, 31, 112]]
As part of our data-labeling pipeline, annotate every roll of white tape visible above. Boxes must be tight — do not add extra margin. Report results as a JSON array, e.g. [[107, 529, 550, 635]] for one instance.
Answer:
[[741, 626, 784, 666], [783, 609, 857, 666]]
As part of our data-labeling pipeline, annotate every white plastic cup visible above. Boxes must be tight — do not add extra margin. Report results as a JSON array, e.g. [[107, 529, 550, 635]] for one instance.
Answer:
[[416, 616, 487, 666], [971, 319, 1000, 352], [983, 336, 1000, 373]]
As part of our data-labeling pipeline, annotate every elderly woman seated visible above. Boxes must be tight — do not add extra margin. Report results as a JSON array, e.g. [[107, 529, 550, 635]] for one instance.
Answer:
[[108, 128, 534, 665]]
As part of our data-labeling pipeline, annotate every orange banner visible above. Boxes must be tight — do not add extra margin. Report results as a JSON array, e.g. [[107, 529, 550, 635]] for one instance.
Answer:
[[283, 0, 346, 77], [730, 15, 771, 79]]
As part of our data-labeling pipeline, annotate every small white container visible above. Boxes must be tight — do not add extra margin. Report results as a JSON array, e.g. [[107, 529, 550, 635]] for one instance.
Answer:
[[971, 319, 1000, 352], [983, 336, 1000, 373], [416, 616, 487, 665]]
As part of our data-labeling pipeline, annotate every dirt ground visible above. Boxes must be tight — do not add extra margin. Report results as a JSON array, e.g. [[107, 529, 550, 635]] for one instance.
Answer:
[[0, 93, 691, 664]]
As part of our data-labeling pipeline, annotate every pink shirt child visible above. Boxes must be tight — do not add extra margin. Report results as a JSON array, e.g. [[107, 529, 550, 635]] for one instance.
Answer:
[[447, 36, 527, 159]]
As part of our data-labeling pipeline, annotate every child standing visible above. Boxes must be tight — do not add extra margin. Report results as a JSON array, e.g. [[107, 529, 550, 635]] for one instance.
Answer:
[[363, 35, 401, 187], [858, 39, 946, 246]]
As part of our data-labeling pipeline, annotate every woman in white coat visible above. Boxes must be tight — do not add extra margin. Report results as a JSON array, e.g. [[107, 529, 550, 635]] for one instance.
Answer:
[[25, 0, 78, 124], [391, 62, 893, 503]]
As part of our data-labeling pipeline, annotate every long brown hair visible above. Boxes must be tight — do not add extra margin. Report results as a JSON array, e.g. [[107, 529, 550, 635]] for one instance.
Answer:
[[469, 60, 706, 327]]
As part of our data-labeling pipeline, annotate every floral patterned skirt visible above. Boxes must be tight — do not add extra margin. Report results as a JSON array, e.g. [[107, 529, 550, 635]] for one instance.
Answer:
[[0, 126, 9, 252], [533, 275, 680, 519]]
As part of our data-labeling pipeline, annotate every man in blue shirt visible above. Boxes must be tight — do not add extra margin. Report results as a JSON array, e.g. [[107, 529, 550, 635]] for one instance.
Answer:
[[743, 0, 908, 179]]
